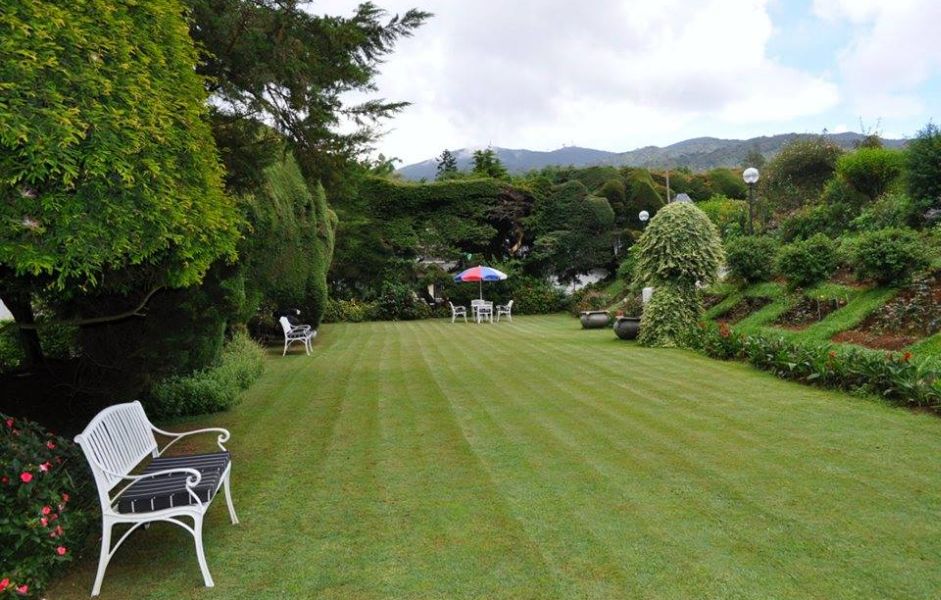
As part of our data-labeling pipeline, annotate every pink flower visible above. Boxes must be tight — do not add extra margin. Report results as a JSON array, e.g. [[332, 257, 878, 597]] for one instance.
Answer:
[[62, 493, 70, 503], [19, 472, 32, 484], [0, 578, 8, 591], [49, 512, 58, 522], [56, 546, 68, 556], [4, 418, 12, 428], [46, 440, 56, 450], [39, 462, 52, 472], [41, 505, 52, 515], [15, 584, 28, 595], [1, 476, 8, 485], [40, 517, 48, 527], [51, 525, 64, 538]]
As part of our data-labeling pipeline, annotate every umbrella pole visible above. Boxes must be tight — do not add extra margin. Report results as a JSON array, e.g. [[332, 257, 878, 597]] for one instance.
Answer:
[[479, 280, 483, 300]]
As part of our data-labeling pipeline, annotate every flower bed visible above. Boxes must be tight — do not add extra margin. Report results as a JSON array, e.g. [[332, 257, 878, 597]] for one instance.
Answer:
[[714, 296, 772, 324], [691, 322, 941, 412], [1, 415, 96, 598]]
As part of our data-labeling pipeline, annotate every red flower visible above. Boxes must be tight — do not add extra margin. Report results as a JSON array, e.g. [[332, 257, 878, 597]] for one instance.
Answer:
[[51, 525, 64, 538], [1, 476, 7, 485], [56, 546, 68, 556], [15, 584, 28, 595], [40, 517, 48, 527], [4, 418, 12, 428], [41, 505, 52, 515], [0, 578, 8, 591], [902, 352, 912, 362], [49, 512, 58, 522], [19, 472, 32, 484], [718, 322, 731, 338], [46, 440, 56, 450], [39, 461, 52, 472], [62, 493, 70, 503]]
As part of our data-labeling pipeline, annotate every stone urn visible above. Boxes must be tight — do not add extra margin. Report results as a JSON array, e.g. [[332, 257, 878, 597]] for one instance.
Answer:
[[614, 316, 641, 340], [580, 310, 610, 329]]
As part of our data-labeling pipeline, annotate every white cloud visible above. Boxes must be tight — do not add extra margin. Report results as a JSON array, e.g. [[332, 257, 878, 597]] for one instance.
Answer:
[[319, 1, 841, 162], [813, 0, 941, 119]]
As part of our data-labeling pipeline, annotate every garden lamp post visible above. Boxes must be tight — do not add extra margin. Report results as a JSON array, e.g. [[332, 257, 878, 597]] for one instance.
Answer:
[[742, 167, 759, 234], [639, 210, 650, 229]]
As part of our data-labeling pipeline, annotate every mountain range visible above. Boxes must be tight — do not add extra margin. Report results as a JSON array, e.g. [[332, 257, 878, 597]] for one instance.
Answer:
[[396, 132, 907, 181]]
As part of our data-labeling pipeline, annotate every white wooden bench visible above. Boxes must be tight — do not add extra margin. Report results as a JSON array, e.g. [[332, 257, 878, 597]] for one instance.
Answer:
[[75, 401, 239, 596], [279, 315, 316, 355]]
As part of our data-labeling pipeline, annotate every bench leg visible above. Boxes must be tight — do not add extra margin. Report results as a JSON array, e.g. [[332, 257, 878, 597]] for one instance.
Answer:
[[224, 471, 239, 525], [91, 519, 113, 597], [282, 340, 289, 356], [193, 515, 214, 588]]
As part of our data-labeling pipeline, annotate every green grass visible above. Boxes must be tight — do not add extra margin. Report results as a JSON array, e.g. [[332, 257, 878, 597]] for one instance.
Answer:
[[50, 316, 941, 599]]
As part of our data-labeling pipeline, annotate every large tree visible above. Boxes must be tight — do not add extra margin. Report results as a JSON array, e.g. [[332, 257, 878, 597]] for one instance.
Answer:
[[187, 0, 430, 194], [0, 0, 240, 367]]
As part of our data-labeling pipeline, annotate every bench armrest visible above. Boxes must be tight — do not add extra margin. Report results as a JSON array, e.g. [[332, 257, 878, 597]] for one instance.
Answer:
[[151, 426, 231, 455], [97, 464, 206, 508]]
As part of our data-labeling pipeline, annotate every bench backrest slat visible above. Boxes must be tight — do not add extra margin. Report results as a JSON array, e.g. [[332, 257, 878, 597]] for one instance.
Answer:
[[75, 402, 157, 496]]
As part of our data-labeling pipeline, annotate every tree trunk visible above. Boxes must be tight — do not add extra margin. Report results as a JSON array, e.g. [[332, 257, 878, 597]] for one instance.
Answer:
[[0, 289, 44, 369]]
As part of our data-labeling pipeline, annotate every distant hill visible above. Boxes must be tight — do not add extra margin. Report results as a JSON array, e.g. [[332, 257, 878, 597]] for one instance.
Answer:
[[396, 132, 907, 180]]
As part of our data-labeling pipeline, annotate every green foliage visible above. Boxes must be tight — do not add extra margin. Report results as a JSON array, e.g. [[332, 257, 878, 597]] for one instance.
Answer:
[[529, 181, 614, 282], [836, 147, 905, 200], [850, 228, 929, 285], [506, 277, 567, 315], [436, 150, 458, 180], [188, 0, 429, 193], [638, 284, 700, 348], [778, 201, 858, 242], [1, 415, 96, 597], [0, 0, 239, 289], [144, 332, 265, 419], [323, 299, 378, 323], [820, 176, 870, 211], [569, 288, 610, 316], [471, 148, 508, 179], [906, 123, 941, 216], [776, 234, 839, 288], [690, 327, 941, 411], [375, 282, 432, 321], [697, 195, 748, 238], [0, 326, 24, 373], [616, 246, 639, 285], [761, 137, 844, 211], [706, 168, 748, 199], [623, 169, 664, 227], [241, 150, 335, 328], [851, 192, 918, 231], [598, 178, 627, 217], [725, 236, 779, 283], [634, 202, 724, 287]]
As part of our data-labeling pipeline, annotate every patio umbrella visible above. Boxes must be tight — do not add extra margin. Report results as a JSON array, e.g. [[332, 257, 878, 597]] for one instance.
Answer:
[[453, 265, 508, 299]]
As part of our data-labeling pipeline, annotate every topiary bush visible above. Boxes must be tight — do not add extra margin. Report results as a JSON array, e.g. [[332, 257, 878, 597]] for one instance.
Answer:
[[634, 202, 725, 288], [144, 332, 265, 419], [697, 195, 748, 238], [775, 233, 839, 288], [725, 236, 779, 284], [638, 284, 700, 348], [635, 202, 723, 347], [1, 415, 96, 598], [850, 228, 929, 285]]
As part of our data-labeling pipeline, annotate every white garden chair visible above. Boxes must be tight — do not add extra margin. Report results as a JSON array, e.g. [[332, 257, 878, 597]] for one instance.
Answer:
[[496, 299, 514, 322], [74, 401, 239, 596], [279, 316, 316, 356], [475, 301, 494, 324], [449, 301, 467, 323]]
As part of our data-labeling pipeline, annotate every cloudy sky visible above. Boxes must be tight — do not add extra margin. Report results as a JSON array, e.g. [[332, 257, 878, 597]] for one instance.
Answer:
[[316, 0, 940, 165]]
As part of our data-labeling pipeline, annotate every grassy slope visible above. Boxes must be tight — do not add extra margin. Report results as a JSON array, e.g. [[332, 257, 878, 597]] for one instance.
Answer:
[[50, 316, 941, 599]]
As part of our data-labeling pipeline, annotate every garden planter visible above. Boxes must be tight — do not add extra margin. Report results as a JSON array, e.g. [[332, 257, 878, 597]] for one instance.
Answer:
[[614, 316, 641, 340], [580, 311, 610, 329]]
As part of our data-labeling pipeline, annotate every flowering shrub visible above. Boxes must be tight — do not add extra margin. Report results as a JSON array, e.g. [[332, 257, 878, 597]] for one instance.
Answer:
[[1, 415, 96, 597], [689, 325, 941, 411]]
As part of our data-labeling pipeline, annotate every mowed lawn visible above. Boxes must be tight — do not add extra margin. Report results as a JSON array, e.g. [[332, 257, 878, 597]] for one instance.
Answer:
[[50, 315, 941, 599]]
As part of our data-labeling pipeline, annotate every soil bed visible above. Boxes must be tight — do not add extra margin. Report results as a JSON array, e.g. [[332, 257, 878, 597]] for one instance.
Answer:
[[716, 296, 772, 324], [832, 271, 941, 350], [775, 296, 847, 330]]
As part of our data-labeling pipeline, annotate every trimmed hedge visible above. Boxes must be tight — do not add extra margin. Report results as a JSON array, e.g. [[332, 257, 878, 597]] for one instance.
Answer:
[[691, 322, 941, 411], [144, 333, 265, 419], [851, 227, 929, 285], [725, 236, 779, 283], [776, 233, 838, 288]]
